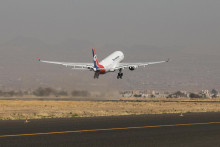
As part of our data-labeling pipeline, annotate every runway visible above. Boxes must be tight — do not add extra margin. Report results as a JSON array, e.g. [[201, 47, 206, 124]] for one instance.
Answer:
[[1, 112, 220, 146]]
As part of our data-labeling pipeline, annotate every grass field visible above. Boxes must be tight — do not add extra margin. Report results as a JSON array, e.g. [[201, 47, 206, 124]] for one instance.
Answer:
[[1, 99, 220, 120]]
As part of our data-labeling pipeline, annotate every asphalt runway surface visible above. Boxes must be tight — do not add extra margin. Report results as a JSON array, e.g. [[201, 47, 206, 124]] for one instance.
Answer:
[[1, 112, 220, 147]]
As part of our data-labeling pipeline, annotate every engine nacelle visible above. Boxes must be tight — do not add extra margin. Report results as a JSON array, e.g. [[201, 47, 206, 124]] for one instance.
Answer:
[[129, 66, 135, 71], [109, 68, 115, 72]]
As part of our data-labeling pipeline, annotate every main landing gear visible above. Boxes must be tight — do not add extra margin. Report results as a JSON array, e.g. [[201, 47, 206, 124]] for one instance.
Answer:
[[94, 71, 100, 79], [117, 68, 123, 79]]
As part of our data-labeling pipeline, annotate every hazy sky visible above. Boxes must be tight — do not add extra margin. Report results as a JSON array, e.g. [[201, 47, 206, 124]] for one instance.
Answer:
[[1, 0, 220, 48], [0, 0, 220, 91]]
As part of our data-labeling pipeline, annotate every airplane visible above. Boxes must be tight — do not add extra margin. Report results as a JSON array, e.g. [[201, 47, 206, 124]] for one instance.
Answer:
[[37, 48, 169, 79]]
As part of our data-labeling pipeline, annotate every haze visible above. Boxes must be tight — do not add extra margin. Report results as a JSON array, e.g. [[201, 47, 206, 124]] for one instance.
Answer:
[[0, 0, 220, 91]]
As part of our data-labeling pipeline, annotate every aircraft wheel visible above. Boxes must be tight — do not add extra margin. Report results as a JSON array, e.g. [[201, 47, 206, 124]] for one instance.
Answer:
[[120, 73, 123, 79], [117, 73, 124, 79]]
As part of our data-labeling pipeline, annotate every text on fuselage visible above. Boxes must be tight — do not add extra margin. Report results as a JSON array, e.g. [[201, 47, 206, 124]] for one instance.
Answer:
[[112, 56, 120, 61]]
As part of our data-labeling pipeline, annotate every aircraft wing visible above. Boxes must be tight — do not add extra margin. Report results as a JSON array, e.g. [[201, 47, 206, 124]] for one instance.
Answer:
[[115, 59, 169, 70], [37, 58, 93, 70]]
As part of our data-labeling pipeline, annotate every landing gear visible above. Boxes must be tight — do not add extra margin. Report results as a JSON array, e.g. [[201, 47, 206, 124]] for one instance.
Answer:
[[94, 71, 100, 79], [117, 73, 123, 79], [117, 69, 123, 79]]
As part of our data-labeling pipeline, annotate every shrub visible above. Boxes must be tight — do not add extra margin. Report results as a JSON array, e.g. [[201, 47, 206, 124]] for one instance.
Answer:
[[71, 90, 90, 97], [189, 93, 202, 98]]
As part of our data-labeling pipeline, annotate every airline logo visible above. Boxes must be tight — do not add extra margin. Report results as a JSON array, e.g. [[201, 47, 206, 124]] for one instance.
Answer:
[[94, 55, 97, 61], [112, 56, 119, 61], [94, 57, 99, 69]]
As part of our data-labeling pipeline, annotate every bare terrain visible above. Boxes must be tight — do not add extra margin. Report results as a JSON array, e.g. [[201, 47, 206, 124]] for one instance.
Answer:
[[1, 98, 220, 120]]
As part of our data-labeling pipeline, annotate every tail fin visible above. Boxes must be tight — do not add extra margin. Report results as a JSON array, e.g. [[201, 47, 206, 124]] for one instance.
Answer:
[[92, 48, 99, 69], [92, 48, 103, 69]]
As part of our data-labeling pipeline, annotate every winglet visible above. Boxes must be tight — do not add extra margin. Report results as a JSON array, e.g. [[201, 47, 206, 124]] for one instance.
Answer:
[[36, 57, 41, 61]]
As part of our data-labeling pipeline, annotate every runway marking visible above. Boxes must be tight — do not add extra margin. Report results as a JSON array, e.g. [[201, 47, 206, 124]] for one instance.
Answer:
[[0, 121, 220, 138]]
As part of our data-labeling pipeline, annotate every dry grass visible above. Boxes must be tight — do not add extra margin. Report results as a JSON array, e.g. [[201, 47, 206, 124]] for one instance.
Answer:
[[1, 100, 220, 120]]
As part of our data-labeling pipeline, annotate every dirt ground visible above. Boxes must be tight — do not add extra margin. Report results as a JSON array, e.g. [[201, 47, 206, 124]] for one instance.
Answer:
[[1, 99, 220, 120]]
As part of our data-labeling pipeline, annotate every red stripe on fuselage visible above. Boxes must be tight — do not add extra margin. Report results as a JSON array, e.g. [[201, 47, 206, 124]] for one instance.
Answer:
[[96, 60, 104, 68], [95, 60, 105, 74], [100, 69, 106, 74]]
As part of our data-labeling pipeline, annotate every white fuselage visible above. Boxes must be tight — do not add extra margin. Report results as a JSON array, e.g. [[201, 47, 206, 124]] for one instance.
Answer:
[[99, 51, 124, 73]]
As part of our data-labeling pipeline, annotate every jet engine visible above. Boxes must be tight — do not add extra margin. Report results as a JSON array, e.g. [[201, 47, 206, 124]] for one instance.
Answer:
[[129, 66, 135, 71]]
